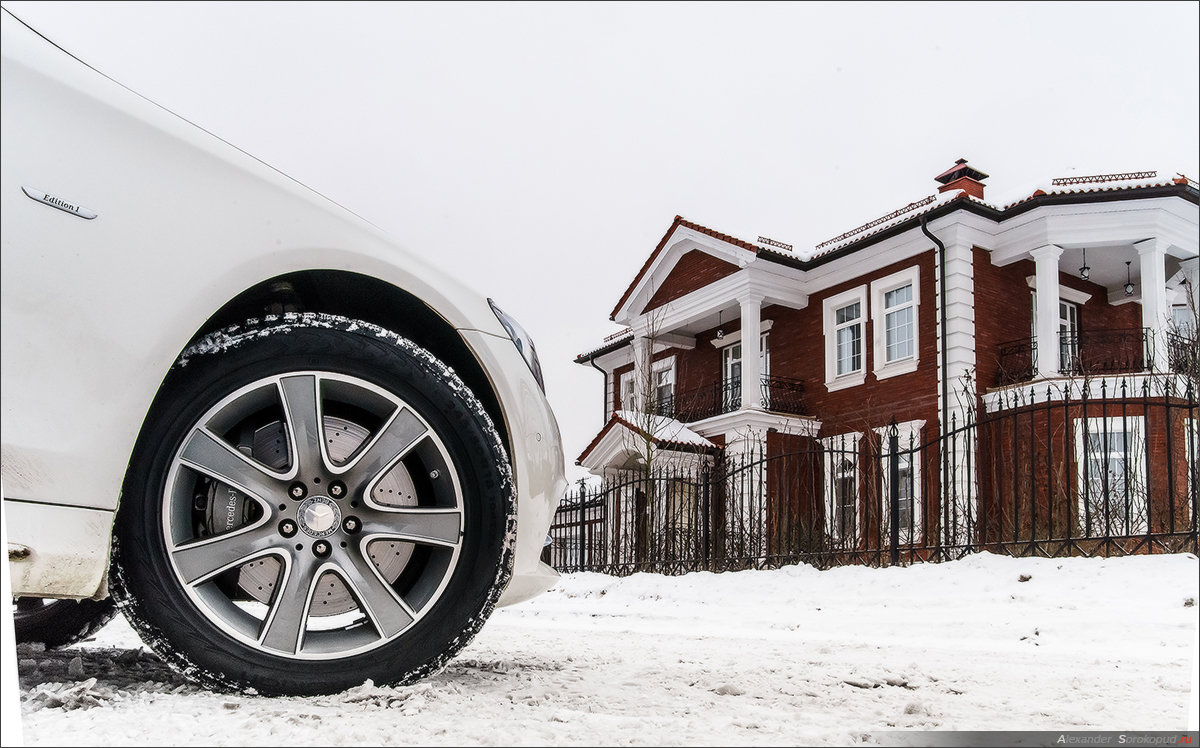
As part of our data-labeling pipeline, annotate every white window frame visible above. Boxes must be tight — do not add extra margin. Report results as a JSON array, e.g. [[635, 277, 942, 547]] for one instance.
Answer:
[[1073, 415, 1147, 538], [618, 370, 636, 412], [651, 356, 676, 410], [819, 432, 862, 545], [720, 333, 770, 382], [870, 266, 920, 380], [873, 419, 925, 546], [823, 285, 868, 392]]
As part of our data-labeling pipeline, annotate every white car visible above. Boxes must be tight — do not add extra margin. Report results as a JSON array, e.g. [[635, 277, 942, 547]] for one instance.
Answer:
[[1, 8, 565, 695]]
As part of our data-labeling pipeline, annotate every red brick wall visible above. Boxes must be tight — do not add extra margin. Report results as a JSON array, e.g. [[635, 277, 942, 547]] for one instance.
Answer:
[[773, 252, 941, 437], [623, 251, 942, 438], [641, 250, 739, 315], [973, 250, 1033, 391], [977, 399, 1193, 545]]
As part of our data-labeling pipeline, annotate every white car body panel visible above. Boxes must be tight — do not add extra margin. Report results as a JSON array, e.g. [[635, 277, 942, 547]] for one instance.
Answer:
[[1, 10, 564, 605]]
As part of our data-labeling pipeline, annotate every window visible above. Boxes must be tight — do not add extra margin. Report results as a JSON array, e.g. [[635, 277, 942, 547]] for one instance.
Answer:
[[835, 303, 862, 375], [874, 420, 924, 546], [820, 432, 862, 546], [722, 341, 742, 388], [1073, 416, 1146, 537], [871, 267, 920, 379], [720, 333, 769, 410], [883, 285, 914, 361], [652, 358, 675, 415], [720, 333, 770, 384], [1173, 303, 1195, 335], [618, 370, 636, 412], [823, 286, 868, 391]]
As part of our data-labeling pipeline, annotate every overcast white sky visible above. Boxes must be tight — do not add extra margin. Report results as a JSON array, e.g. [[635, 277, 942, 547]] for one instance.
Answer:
[[5, 1, 1198, 479]]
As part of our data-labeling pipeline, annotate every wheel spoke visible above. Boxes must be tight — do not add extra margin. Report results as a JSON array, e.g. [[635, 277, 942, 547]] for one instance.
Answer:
[[279, 375, 327, 476], [347, 408, 427, 485], [180, 428, 281, 502], [359, 507, 463, 547], [170, 523, 280, 585], [260, 556, 320, 655], [338, 551, 415, 639]]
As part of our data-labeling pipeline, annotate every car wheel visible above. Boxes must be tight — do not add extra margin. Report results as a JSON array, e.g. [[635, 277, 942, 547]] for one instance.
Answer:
[[110, 314, 515, 695], [13, 597, 118, 649]]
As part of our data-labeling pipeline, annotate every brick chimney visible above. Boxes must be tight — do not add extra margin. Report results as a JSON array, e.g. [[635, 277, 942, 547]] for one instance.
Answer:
[[934, 158, 989, 200]]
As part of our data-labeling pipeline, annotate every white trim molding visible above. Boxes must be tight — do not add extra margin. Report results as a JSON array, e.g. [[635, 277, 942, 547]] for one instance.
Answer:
[[1025, 276, 1093, 305], [823, 285, 869, 392], [710, 319, 774, 348], [871, 266, 921, 381]]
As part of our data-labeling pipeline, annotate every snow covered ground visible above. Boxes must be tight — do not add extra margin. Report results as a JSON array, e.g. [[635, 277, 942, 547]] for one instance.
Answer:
[[15, 552, 1199, 745]]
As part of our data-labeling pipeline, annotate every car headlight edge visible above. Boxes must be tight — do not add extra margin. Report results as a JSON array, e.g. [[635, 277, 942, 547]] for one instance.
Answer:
[[488, 299, 545, 393]]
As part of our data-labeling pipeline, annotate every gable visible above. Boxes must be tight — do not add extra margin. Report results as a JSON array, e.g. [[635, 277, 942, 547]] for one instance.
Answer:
[[640, 250, 740, 315]]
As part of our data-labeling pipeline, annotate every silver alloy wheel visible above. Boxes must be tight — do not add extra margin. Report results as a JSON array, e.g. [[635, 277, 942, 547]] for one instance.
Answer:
[[161, 371, 464, 660]]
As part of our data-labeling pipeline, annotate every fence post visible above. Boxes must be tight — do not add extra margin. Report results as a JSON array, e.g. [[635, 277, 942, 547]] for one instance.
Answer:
[[889, 418, 900, 566], [577, 481, 586, 571], [701, 462, 712, 571]]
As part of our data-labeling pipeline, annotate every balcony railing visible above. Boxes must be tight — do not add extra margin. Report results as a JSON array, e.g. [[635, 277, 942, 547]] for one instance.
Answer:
[[1060, 328, 1147, 376], [761, 375, 807, 414], [997, 327, 1158, 386], [996, 337, 1037, 386], [1167, 331, 1198, 377], [652, 376, 806, 423], [672, 379, 741, 422]]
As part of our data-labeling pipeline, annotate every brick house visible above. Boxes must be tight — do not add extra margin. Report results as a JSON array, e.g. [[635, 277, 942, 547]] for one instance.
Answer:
[[568, 162, 1198, 566]]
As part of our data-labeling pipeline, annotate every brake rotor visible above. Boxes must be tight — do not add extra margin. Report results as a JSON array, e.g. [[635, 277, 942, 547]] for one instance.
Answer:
[[211, 415, 418, 617]]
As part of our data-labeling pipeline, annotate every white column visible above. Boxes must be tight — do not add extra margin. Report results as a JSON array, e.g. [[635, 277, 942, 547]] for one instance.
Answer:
[[631, 334, 651, 412], [1031, 245, 1063, 377], [739, 295, 763, 409], [1136, 238, 1170, 372]]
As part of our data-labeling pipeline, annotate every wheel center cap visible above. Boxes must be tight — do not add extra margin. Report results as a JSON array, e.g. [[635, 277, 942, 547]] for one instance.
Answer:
[[298, 496, 340, 538]]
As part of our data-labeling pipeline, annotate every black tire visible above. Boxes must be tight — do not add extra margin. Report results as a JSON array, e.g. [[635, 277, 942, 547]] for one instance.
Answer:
[[13, 597, 118, 649], [110, 314, 515, 695]]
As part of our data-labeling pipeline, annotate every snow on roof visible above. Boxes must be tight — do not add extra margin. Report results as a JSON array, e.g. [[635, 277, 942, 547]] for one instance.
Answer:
[[614, 410, 716, 449], [994, 169, 1195, 209], [808, 188, 991, 259]]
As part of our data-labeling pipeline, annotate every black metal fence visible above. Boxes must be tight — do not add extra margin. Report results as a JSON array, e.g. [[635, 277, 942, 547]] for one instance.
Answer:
[[549, 375, 1198, 574]]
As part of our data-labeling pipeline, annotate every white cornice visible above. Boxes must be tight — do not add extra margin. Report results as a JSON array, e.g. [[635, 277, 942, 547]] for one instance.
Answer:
[[688, 408, 821, 440], [990, 198, 1199, 266]]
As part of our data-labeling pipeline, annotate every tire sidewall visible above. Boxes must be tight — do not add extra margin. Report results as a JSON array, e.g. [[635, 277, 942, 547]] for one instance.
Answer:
[[112, 316, 514, 695]]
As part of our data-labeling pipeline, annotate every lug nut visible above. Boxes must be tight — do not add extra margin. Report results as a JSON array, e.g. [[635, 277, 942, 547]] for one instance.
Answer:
[[279, 520, 298, 538], [429, 470, 440, 480], [313, 540, 331, 558], [288, 482, 307, 500], [342, 516, 361, 534], [329, 481, 347, 499]]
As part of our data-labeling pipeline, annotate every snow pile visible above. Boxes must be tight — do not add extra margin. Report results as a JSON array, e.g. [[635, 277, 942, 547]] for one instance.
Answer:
[[17, 552, 1199, 745], [22, 679, 120, 712]]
